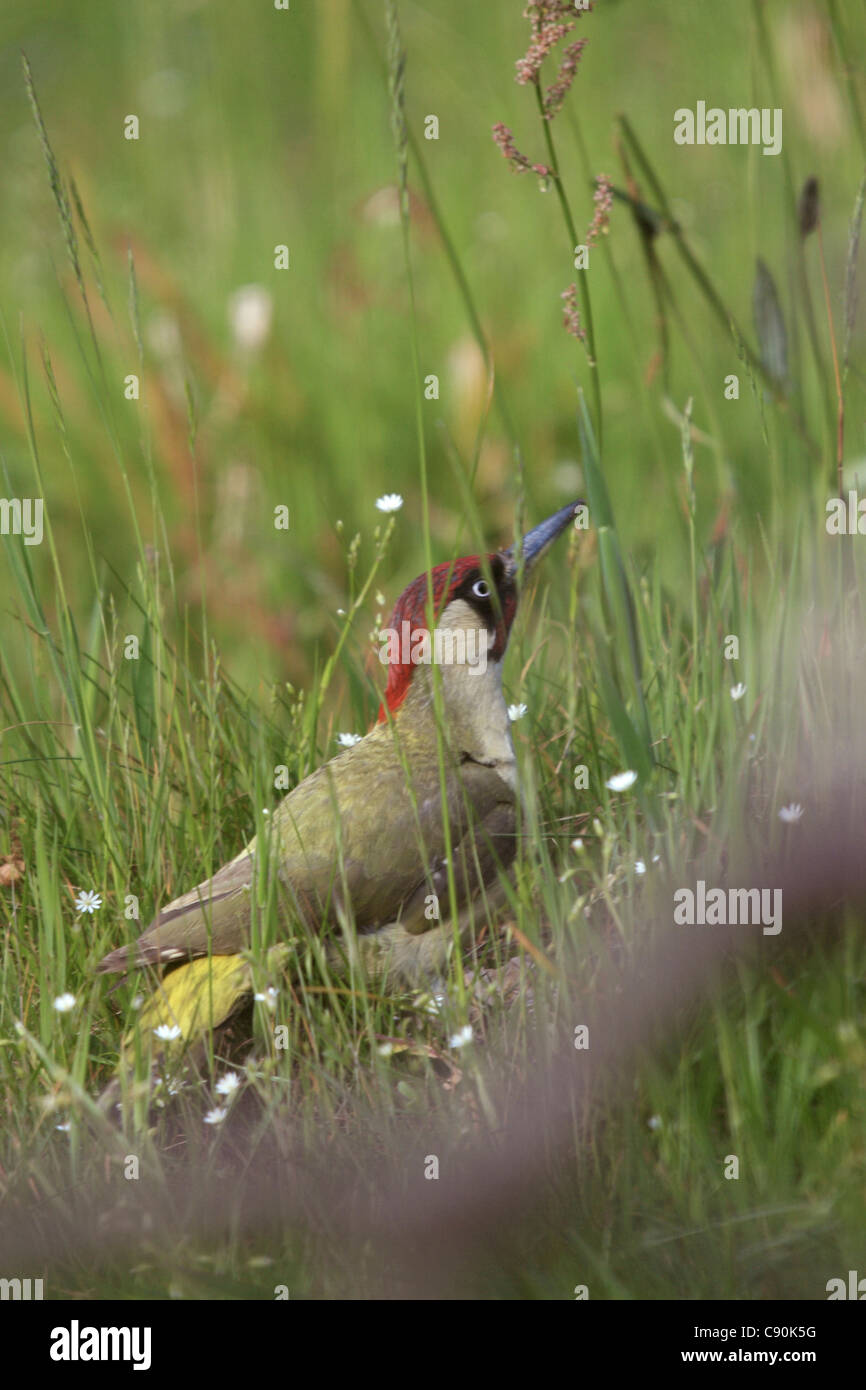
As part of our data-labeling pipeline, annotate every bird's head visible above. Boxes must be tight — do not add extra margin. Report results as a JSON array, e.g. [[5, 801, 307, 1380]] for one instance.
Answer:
[[377, 500, 581, 722]]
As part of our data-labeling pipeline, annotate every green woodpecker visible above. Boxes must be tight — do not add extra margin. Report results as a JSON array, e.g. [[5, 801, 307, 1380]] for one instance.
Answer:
[[97, 501, 579, 1063]]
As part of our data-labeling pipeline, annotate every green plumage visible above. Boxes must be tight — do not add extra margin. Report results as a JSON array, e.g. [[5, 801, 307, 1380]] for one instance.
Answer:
[[97, 502, 578, 1076], [99, 667, 518, 1053]]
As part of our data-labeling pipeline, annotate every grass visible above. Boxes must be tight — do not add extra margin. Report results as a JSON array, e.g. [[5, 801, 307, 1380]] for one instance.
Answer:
[[1, 0, 866, 1299]]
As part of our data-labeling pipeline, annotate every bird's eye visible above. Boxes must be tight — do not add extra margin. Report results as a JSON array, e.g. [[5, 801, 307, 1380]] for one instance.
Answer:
[[472, 579, 490, 599]]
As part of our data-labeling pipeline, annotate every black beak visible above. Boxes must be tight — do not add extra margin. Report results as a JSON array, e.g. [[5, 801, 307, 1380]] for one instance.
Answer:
[[503, 500, 582, 579]]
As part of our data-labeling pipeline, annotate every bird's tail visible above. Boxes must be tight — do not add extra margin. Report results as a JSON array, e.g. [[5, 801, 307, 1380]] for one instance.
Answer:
[[99, 950, 287, 1116], [122, 954, 253, 1056]]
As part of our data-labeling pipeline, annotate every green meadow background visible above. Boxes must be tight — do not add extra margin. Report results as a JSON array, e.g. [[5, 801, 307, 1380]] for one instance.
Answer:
[[2, 0, 866, 1300], [2, 0, 861, 691]]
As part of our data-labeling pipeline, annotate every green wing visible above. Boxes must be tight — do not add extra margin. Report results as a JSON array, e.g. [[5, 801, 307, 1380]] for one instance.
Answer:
[[98, 731, 516, 974]]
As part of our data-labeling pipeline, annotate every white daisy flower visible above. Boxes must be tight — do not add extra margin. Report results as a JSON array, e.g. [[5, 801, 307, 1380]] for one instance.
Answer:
[[507, 703, 528, 722], [53, 993, 76, 1013], [153, 1023, 182, 1041], [606, 770, 638, 793], [375, 494, 403, 513], [228, 284, 273, 353], [337, 732, 363, 747], [778, 803, 804, 823], [634, 860, 646, 875], [215, 1072, 241, 1097], [203, 1107, 227, 1126], [449, 1024, 474, 1049], [730, 683, 747, 701], [75, 890, 102, 914]]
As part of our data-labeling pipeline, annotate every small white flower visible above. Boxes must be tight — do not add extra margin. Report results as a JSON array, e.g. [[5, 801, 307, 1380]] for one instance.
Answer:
[[253, 986, 278, 1012], [634, 860, 646, 875], [422, 990, 447, 1016], [53, 993, 76, 1013], [606, 770, 638, 793], [228, 284, 273, 353], [363, 187, 403, 228], [56, 1121, 71, 1133], [337, 732, 363, 747], [779, 803, 804, 824], [449, 1024, 473, 1049], [651, 854, 661, 864], [203, 1107, 227, 1126], [75, 890, 102, 914], [507, 703, 528, 722], [377, 1042, 394, 1058], [571, 837, 583, 851], [375, 493, 403, 513], [648, 1114, 662, 1131], [262, 808, 270, 816], [730, 683, 747, 702], [153, 1023, 182, 1041], [130, 995, 144, 1011], [147, 310, 182, 362], [215, 1072, 241, 1097]]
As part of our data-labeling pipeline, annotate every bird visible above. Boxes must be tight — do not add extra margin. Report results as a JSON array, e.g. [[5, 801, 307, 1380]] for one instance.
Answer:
[[97, 500, 579, 1078]]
